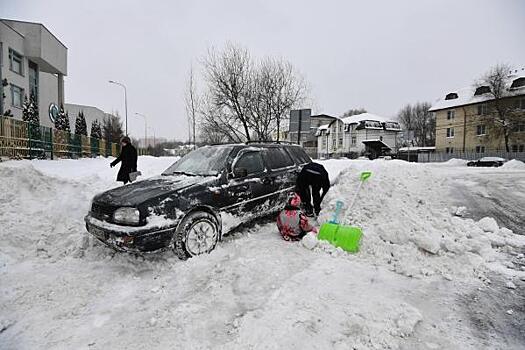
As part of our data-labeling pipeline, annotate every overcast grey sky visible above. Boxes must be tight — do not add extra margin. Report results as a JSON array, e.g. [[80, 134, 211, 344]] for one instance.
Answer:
[[3, 0, 524, 140]]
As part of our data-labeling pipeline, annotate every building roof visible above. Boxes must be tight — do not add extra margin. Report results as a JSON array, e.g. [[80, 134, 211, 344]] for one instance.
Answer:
[[310, 114, 337, 119], [0, 18, 68, 49], [429, 68, 525, 112], [340, 112, 392, 124]]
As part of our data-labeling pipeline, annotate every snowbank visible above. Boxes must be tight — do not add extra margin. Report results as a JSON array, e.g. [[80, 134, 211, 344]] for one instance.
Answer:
[[501, 159, 525, 170], [317, 159, 524, 280], [1, 156, 524, 349]]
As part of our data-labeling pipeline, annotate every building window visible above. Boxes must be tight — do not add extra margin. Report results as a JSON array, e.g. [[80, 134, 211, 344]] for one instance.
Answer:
[[445, 92, 458, 100], [446, 147, 454, 154], [476, 124, 486, 136], [510, 77, 525, 89], [475, 145, 485, 153], [351, 136, 356, 145], [11, 85, 24, 108], [9, 48, 23, 76], [332, 138, 336, 149], [474, 86, 491, 96], [338, 138, 343, 147], [477, 104, 489, 115], [29, 61, 39, 103], [446, 127, 454, 138], [512, 144, 524, 153], [338, 124, 342, 132], [447, 110, 455, 120], [514, 98, 525, 110]]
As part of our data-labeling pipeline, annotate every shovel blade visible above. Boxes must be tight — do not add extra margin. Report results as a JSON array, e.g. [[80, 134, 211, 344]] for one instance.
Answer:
[[318, 222, 362, 253]]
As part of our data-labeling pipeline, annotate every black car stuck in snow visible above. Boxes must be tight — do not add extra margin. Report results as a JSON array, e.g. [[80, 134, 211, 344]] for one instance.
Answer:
[[85, 143, 312, 259]]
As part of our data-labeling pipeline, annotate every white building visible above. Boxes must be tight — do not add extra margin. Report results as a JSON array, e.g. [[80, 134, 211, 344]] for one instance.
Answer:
[[316, 112, 402, 158], [65, 103, 110, 134], [0, 19, 67, 128]]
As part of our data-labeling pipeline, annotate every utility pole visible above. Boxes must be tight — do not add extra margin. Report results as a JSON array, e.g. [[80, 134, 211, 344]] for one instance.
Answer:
[[297, 109, 302, 145]]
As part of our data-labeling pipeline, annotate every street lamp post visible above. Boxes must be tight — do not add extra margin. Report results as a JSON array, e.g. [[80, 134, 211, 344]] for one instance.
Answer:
[[108, 80, 128, 136], [134, 112, 147, 149], [148, 127, 156, 148]]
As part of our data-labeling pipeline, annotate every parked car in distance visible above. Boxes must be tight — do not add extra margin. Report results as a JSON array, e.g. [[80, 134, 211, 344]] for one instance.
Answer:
[[85, 143, 312, 259], [467, 157, 506, 167]]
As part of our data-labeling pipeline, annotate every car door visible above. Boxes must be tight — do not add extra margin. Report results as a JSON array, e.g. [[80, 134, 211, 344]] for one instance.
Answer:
[[220, 149, 268, 217], [262, 146, 298, 209]]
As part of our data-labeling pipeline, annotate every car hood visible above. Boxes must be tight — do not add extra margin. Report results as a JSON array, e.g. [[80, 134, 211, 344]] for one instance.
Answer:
[[94, 175, 215, 207]]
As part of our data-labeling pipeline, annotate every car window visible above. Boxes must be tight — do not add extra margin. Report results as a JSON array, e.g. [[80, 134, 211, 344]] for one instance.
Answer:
[[234, 151, 265, 175], [162, 146, 233, 176], [286, 146, 311, 165], [265, 147, 294, 170]]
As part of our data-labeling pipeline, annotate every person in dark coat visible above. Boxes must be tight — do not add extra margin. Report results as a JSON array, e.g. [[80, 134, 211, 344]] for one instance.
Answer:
[[110, 136, 138, 184], [295, 162, 330, 216]]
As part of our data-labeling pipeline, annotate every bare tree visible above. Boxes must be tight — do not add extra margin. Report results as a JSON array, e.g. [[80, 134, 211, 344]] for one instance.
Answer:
[[248, 57, 307, 140], [184, 67, 199, 149], [198, 43, 308, 143], [397, 102, 434, 147], [476, 64, 522, 152], [342, 108, 367, 117], [202, 43, 253, 141]]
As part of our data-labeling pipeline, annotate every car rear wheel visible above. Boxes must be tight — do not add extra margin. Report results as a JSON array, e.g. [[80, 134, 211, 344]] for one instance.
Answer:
[[173, 211, 220, 260]]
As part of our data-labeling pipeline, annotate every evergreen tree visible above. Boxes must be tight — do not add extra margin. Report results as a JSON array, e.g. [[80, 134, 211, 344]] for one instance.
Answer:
[[55, 104, 71, 132], [26, 94, 41, 141], [22, 95, 31, 122], [102, 113, 124, 143], [91, 119, 102, 139], [28, 93, 40, 126], [75, 110, 88, 136], [64, 111, 71, 132]]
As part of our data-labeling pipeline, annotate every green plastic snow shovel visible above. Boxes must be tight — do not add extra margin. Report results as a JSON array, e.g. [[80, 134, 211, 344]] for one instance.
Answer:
[[318, 171, 372, 253]]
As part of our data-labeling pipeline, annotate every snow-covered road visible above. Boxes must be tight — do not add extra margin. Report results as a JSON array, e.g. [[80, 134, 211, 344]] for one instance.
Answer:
[[1, 156, 524, 349]]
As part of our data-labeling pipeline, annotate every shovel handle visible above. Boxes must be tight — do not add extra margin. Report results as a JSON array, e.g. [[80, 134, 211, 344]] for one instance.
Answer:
[[330, 200, 344, 224]]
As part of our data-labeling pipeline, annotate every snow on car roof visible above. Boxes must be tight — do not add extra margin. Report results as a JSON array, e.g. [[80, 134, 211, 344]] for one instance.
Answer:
[[479, 157, 506, 162]]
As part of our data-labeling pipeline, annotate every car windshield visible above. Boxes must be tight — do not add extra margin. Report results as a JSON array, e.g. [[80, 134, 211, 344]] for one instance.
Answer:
[[162, 146, 234, 176]]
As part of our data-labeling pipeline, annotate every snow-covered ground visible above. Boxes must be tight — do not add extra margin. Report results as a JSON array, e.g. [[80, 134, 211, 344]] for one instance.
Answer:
[[1, 156, 524, 349]]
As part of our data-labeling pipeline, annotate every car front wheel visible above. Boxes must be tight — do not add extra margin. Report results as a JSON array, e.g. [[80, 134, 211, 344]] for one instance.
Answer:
[[173, 211, 220, 260]]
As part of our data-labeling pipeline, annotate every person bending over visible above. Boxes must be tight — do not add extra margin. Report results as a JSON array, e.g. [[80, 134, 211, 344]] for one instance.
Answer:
[[296, 162, 330, 216]]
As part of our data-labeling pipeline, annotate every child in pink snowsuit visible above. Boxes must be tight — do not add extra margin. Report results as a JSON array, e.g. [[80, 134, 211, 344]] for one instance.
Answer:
[[277, 193, 318, 241]]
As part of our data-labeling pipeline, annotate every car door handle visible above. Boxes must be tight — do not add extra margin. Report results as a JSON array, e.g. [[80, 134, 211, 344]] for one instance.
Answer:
[[262, 176, 275, 185], [237, 184, 250, 191]]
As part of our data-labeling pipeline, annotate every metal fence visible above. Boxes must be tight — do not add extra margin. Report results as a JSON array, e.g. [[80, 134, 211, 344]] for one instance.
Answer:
[[418, 149, 525, 163], [0, 116, 120, 159]]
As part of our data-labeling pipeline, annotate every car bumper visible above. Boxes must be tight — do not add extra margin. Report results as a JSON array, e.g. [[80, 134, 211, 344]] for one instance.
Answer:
[[84, 215, 175, 253]]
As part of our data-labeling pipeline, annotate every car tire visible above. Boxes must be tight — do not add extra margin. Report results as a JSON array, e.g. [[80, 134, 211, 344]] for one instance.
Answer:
[[173, 211, 220, 260]]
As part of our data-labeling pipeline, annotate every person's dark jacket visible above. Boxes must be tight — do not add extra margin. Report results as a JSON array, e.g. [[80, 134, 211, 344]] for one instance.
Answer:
[[297, 162, 330, 196], [111, 143, 138, 183]]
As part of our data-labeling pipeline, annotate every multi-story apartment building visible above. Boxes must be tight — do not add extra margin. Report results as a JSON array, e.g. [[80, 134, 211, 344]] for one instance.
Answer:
[[429, 68, 525, 154], [316, 112, 401, 158], [0, 19, 67, 128]]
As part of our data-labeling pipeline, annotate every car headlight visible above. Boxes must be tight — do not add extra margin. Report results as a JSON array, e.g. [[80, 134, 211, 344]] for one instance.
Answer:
[[113, 207, 140, 225]]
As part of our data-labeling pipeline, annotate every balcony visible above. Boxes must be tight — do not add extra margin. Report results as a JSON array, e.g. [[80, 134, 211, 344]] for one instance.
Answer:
[[2, 19, 67, 75]]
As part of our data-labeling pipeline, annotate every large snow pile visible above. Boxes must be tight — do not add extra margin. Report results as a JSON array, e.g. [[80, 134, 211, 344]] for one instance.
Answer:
[[317, 160, 525, 280], [501, 159, 525, 170], [1, 157, 524, 349]]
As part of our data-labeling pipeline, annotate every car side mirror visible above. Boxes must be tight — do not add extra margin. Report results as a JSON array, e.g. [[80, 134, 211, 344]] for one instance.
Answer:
[[233, 167, 248, 178]]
